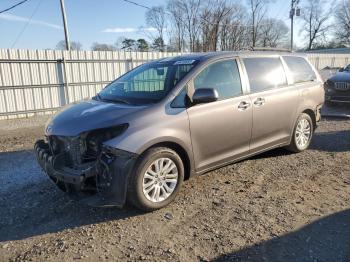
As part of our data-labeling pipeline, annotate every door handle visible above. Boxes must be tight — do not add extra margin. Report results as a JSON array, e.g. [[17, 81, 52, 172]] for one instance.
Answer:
[[238, 101, 251, 111], [254, 97, 265, 106]]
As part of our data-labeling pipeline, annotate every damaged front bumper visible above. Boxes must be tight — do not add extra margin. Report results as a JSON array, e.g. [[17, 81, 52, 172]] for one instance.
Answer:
[[34, 140, 138, 208]]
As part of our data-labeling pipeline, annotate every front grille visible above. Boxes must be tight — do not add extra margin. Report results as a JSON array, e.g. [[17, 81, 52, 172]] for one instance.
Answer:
[[65, 137, 82, 166], [48, 136, 85, 167], [329, 95, 350, 102], [335, 82, 350, 91]]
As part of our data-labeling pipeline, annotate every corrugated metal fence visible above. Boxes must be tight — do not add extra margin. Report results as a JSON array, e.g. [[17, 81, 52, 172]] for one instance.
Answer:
[[0, 49, 349, 119], [306, 53, 350, 70], [0, 49, 181, 119]]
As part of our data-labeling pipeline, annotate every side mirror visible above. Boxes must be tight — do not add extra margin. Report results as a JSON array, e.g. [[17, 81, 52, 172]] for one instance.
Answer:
[[192, 88, 219, 105], [339, 68, 344, 72]]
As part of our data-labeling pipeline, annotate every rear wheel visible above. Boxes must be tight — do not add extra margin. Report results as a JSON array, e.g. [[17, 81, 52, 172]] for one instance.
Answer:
[[286, 113, 314, 153], [127, 147, 184, 211]]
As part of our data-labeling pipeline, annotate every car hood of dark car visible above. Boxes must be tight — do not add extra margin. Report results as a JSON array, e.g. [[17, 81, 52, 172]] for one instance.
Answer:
[[45, 99, 147, 136], [329, 71, 350, 82]]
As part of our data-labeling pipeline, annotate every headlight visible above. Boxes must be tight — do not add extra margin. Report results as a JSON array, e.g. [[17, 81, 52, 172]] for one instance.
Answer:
[[84, 124, 128, 157], [324, 80, 334, 93], [326, 80, 334, 87]]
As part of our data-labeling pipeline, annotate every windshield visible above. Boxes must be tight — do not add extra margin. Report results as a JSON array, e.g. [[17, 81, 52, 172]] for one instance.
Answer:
[[345, 64, 350, 72], [98, 60, 198, 105]]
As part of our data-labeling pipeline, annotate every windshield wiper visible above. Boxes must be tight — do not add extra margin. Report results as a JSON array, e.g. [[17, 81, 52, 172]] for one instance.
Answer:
[[100, 96, 131, 105], [95, 93, 102, 101]]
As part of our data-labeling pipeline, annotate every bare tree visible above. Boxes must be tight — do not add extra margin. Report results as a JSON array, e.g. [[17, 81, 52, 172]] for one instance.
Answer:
[[301, 0, 332, 50], [259, 18, 289, 47], [167, 0, 202, 52], [183, 0, 202, 52], [167, 0, 250, 52], [219, 3, 249, 51], [200, 0, 234, 52], [114, 37, 125, 50], [165, 0, 289, 51], [247, 0, 270, 47], [91, 43, 116, 51], [56, 40, 82, 50], [167, 0, 186, 51], [145, 5, 166, 48], [334, 0, 350, 45]]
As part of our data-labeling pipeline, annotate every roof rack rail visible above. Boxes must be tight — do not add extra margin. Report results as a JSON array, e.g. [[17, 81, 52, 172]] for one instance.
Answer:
[[250, 47, 292, 52]]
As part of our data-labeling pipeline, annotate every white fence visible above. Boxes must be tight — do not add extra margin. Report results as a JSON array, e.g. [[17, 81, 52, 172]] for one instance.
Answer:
[[306, 53, 350, 70], [0, 49, 181, 119], [0, 49, 349, 119]]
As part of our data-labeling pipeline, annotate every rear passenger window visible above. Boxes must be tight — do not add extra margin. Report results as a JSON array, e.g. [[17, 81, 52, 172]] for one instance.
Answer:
[[243, 57, 287, 93], [283, 56, 316, 83], [193, 59, 242, 100]]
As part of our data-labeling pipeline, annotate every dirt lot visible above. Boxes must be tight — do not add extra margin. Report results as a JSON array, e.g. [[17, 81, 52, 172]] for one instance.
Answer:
[[0, 115, 349, 262]]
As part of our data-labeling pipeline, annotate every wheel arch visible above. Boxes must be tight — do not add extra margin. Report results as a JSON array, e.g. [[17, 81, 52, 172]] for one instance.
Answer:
[[302, 109, 316, 130], [138, 141, 193, 181]]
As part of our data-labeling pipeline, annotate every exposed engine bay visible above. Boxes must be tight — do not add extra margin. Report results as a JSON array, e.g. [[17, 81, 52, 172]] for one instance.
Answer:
[[35, 124, 137, 207]]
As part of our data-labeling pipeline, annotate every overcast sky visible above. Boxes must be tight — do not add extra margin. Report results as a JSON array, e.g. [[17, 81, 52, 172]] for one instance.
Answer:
[[0, 0, 334, 50]]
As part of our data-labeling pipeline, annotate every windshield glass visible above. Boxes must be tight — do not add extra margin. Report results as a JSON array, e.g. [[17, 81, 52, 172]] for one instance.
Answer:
[[345, 64, 350, 72], [98, 60, 198, 105]]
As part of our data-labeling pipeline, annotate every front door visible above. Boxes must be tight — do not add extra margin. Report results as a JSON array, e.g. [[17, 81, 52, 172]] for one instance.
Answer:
[[187, 59, 252, 172]]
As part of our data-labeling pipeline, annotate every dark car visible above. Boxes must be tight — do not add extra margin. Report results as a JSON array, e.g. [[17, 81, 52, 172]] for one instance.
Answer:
[[325, 64, 350, 105], [35, 52, 324, 211]]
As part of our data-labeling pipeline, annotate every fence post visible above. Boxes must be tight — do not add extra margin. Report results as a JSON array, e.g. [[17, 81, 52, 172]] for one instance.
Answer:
[[126, 58, 133, 72], [57, 58, 70, 105]]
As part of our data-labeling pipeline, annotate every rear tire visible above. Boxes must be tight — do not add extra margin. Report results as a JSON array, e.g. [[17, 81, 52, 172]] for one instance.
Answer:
[[127, 147, 184, 211], [286, 113, 314, 153]]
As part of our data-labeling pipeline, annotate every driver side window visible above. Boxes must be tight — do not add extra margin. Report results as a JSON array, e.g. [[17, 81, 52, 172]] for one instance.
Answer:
[[193, 59, 242, 100]]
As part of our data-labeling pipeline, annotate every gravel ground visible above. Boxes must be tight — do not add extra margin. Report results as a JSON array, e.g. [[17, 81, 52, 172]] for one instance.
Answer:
[[0, 113, 349, 262]]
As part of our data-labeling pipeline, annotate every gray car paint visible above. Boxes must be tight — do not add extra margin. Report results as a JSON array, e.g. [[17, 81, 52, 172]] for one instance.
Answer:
[[39, 51, 325, 206], [45, 99, 147, 136]]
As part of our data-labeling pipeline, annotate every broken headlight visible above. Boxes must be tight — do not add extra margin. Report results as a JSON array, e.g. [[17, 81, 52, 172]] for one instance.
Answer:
[[84, 124, 128, 159]]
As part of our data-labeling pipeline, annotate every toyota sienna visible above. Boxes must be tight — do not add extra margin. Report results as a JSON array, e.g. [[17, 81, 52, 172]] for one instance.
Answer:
[[35, 52, 324, 211]]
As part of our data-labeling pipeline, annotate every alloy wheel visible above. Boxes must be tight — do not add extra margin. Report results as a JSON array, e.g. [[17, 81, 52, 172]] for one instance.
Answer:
[[295, 118, 311, 149], [142, 158, 178, 203]]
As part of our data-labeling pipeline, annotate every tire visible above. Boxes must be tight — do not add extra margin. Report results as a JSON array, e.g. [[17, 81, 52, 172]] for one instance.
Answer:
[[286, 113, 314, 153], [127, 147, 184, 211]]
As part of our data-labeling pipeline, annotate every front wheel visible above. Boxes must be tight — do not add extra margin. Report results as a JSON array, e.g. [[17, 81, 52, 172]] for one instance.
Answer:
[[127, 147, 184, 211], [286, 113, 314, 153]]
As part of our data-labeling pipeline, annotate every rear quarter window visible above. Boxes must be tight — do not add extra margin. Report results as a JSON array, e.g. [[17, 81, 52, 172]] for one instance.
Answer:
[[283, 56, 316, 83], [243, 57, 287, 93]]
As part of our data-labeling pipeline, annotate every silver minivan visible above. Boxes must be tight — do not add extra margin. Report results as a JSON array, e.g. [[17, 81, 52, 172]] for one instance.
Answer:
[[35, 52, 324, 211]]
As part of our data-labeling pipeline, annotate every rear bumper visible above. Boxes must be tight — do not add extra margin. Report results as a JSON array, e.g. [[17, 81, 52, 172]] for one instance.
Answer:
[[34, 140, 138, 207]]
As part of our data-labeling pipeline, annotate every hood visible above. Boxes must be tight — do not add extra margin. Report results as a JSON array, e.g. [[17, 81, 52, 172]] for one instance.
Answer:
[[45, 99, 147, 136], [329, 71, 350, 82]]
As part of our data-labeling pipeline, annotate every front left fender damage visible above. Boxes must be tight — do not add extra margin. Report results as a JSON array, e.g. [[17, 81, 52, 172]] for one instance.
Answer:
[[35, 140, 138, 208]]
